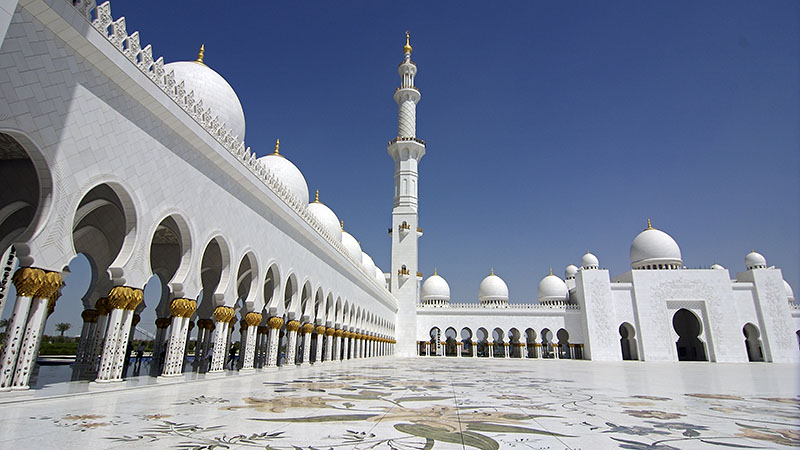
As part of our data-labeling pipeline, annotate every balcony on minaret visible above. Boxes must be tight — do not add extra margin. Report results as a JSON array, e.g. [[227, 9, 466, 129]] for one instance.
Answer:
[[388, 136, 425, 146], [416, 226, 423, 236], [416, 271, 423, 280], [398, 265, 411, 278]]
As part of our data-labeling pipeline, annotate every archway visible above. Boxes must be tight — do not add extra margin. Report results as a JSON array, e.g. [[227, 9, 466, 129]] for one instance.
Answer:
[[619, 322, 638, 360], [508, 328, 521, 358], [556, 329, 570, 359], [743, 323, 764, 362], [672, 308, 707, 361], [540, 328, 554, 358], [460, 328, 473, 356], [444, 327, 457, 356], [492, 328, 505, 357], [476, 328, 489, 357], [525, 328, 537, 358], [429, 327, 441, 356]]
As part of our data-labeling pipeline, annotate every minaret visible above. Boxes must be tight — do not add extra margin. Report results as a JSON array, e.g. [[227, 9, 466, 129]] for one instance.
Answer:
[[389, 32, 425, 357]]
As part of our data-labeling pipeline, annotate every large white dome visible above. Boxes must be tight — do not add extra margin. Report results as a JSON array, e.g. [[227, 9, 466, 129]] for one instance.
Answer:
[[479, 270, 509, 305], [341, 229, 362, 263], [258, 143, 309, 205], [630, 221, 682, 269], [361, 252, 376, 276], [374, 266, 386, 287], [421, 271, 450, 304], [307, 191, 342, 242], [538, 271, 568, 303], [581, 252, 599, 270], [565, 264, 579, 280], [745, 251, 767, 270], [164, 51, 245, 140]]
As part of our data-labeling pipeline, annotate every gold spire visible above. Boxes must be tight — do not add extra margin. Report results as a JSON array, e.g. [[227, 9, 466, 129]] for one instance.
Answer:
[[434, 267, 438, 276], [340, 220, 344, 231], [196, 44, 205, 65], [549, 268, 553, 276], [403, 31, 412, 54], [646, 218, 653, 230], [314, 190, 320, 203], [490, 267, 494, 276], [274, 139, 280, 155]]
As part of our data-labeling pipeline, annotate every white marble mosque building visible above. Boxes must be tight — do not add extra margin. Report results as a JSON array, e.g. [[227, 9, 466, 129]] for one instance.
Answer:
[[0, 0, 797, 392]]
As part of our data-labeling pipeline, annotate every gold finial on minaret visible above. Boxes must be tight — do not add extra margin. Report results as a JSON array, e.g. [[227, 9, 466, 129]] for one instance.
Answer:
[[314, 190, 320, 203], [490, 267, 494, 276], [196, 44, 205, 65], [403, 31, 412, 54], [274, 139, 280, 155], [646, 218, 653, 230]]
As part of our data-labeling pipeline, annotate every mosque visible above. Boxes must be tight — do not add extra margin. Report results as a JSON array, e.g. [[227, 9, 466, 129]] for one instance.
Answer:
[[0, 0, 798, 393]]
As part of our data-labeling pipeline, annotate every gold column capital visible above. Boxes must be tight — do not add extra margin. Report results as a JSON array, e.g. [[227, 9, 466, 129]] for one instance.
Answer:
[[170, 297, 197, 317], [286, 320, 301, 332], [267, 316, 284, 330], [96, 297, 111, 315], [11, 267, 46, 297], [126, 288, 143, 311], [244, 312, 263, 327], [324, 327, 335, 336], [301, 323, 314, 334], [213, 306, 235, 323], [81, 309, 99, 323], [334, 329, 344, 338], [108, 286, 132, 309], [155, 317, 172, 329], [315, 325, 326, 335]]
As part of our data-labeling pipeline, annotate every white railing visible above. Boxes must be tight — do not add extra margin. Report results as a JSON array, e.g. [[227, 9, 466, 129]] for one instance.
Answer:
[[68, 1, 385, 291], [420, 302, 580, 310]]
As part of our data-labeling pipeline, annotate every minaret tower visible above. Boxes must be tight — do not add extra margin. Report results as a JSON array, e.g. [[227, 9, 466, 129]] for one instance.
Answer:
[[389, 32, 425, 357]]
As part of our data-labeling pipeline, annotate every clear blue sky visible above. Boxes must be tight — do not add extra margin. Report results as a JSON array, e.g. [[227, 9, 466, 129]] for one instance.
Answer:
[[7, 1, 800, 334]]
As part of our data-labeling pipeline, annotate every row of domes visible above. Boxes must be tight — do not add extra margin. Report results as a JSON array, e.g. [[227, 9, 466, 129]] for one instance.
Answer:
[[421, 221, 788, 305], [166, 49, 386, 287]]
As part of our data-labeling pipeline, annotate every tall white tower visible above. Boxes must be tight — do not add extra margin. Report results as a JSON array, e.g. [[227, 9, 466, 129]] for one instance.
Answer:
[[389, 32, 425, 357]]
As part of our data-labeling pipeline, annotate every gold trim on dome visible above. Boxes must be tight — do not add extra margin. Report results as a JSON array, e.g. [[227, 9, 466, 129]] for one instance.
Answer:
[[196, 44, 205, 65]]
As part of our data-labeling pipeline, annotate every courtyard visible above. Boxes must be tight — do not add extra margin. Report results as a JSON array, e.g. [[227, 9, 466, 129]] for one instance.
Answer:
[[0, 357, 797, 449]]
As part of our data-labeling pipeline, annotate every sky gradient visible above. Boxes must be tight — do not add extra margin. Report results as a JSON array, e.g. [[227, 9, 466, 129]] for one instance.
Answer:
[[4, 1, 799, 334]]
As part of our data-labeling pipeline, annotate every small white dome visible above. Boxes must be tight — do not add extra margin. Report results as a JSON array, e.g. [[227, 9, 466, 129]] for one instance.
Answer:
[[307, 192, 342, 242], [165, 56, 245, 140], [630, 221, 682, 269], [361, 252, 376, 276], [479, 270, 509, 305], [581, 252, 599, 269], [745, 251, 767, 270], [259, 147, 309, 205], [565, 264, 579, 279], [538, 272, 568, 303], [710, 263, 725, 270], [422, 271, 450, 303], [374, 266, 386, 287], [784, 280, 794, 303], [341, 230, 362, 263]]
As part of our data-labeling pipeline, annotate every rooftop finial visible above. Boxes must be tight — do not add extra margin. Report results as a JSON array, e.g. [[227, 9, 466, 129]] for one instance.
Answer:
[[490, 267, 494, 276], [549, 268, 553, 276], [274, 138, 280, 155], [340, 220, 344, 230], [403, 31, 412, 54], [647, 218, 653, 230], [314, 189, 320, 203], [196, 44, 205, 65], [434, 267, 438, 276]]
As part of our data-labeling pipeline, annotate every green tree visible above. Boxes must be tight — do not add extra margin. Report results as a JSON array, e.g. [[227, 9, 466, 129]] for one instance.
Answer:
[[56, 322, 71, 337]]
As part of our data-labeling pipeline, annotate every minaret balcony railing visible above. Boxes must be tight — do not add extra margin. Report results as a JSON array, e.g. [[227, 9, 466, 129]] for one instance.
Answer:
[[394, 86, 419, 93], [388, 137, 426, 146], [416, 271, 424, 279]]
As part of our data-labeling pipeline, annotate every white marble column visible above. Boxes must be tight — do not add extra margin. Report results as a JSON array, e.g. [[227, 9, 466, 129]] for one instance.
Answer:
[[300, 323, 313, 365], [96, 286, 142, 382], [161, 298, 197, 377], [324, 328, 335, 361], [488, 342, 494, 358], [240, 312, 261, 371], [333, 329, 342, 361], [209, 306, 234, 372], [456, 342, 462, 358], [111, 309, 135, 380], [314, 326, 325, 363], [265, 317, 283, 368], [11, 294, 50, 389], [284, 320, 300, 365]]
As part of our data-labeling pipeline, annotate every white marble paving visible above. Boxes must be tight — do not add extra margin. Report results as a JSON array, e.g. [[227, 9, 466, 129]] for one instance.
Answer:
[[0, 358, 798, 449]]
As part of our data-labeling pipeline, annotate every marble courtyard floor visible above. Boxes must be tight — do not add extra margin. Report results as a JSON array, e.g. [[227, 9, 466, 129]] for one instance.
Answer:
[[0, 358, 797, 450]]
